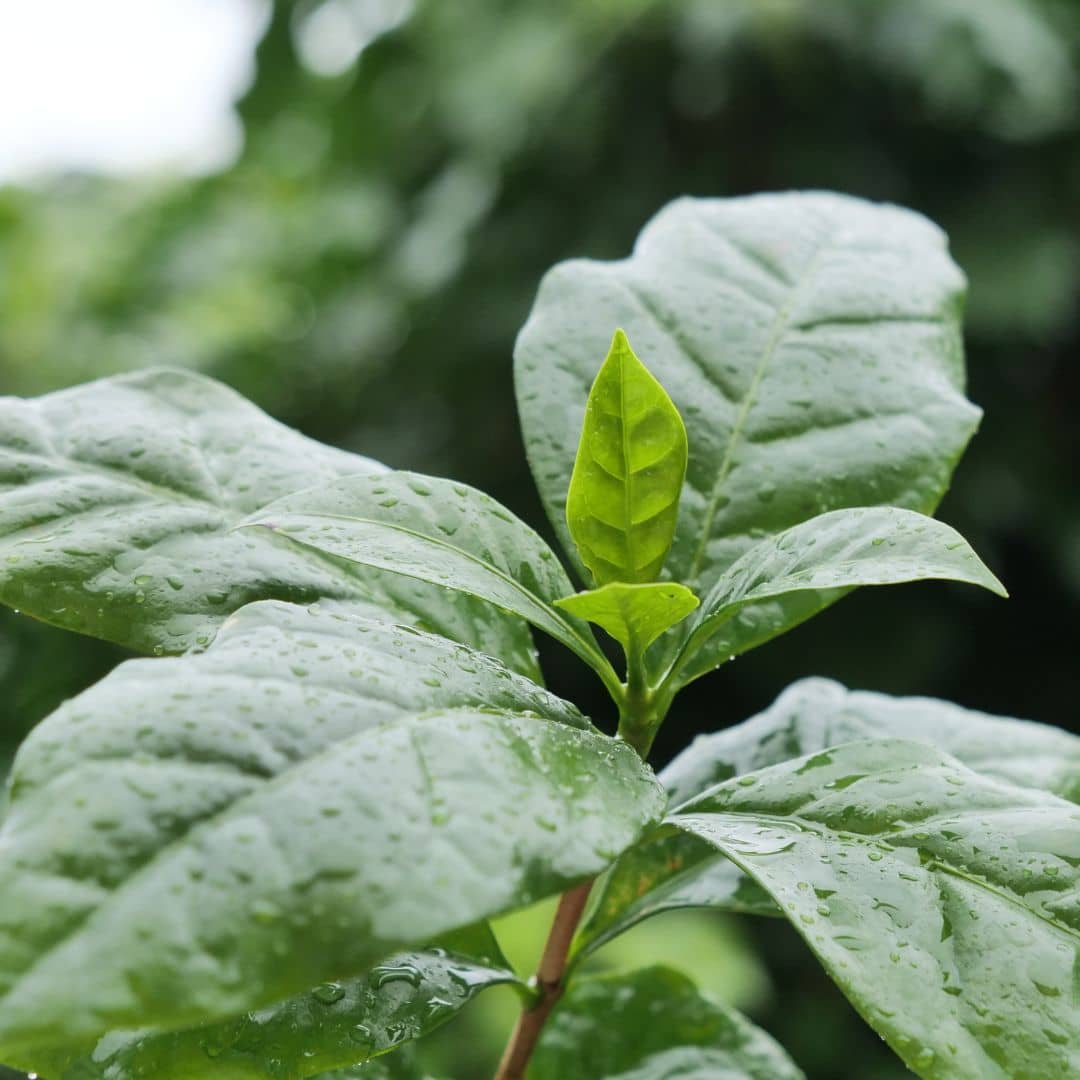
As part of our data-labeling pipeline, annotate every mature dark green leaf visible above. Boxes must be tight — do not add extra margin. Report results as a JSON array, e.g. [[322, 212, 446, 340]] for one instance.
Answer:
[[516, 193, 978, 653], [242, 471, 619, 692], [581, 678, 1080, 959], [673, 740, 1080, 1079], [564, 329, 688, 586], [0, 369, 537, 675], [666, 507, 1004, 687], [529, 966, 804, 1080], [662, 677, 1080, 807], [554, 582, 698, 668], [63, 925, 520, 1080], [0, 603, 663, 1069]]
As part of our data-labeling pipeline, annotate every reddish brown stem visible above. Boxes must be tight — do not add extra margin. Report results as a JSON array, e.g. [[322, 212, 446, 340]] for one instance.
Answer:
[[493, 879, 594, 1079]]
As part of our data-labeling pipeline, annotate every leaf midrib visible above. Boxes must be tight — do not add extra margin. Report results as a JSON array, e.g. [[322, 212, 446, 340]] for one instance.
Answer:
[[617, 348, 637, 577], [687, 240, 831, 584]]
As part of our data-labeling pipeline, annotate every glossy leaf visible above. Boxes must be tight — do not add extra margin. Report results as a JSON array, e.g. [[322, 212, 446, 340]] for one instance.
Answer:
[[667, 507, 1005, 687], [554, 582, 698, 667], [564, 329, 688, 586], [529, 966, 804, 1080], [516, 193, 978, 651], [672, 740, 1080, 1079], [64, 925, 520, 1080], [0, 368, 537, 675], [0, 602, 664, 1068], [580, 678, 1080, 960], [241, 471, 619, 692], [662, 676, 1080, 808]]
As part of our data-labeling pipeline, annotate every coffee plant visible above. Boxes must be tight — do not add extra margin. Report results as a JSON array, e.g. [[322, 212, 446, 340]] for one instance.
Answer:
[[0, 192, 1076, 1079]]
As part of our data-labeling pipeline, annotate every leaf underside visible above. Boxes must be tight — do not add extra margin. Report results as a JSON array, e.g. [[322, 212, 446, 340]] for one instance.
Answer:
[[554, 581, 698, 664]]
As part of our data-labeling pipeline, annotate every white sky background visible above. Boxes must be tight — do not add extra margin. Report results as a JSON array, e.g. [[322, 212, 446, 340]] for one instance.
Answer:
[[0, 0, 269, 183]]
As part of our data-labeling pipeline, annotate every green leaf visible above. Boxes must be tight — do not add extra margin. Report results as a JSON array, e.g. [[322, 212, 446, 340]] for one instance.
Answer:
[[564, 329, 688, 586], [662, 677, 1080, 808], [529, 967, 804, 1080], [241, 470, 620, 693], [579, 678, 1080, 960], [672, 740, 1080, 1079], [666, 507, 1005, 688], [0, 602, 664, 1068], [311, 1053, 424, 1080], [554, 582, 698, 667], [63, 925, 520, 1080], [576, 827, 779, 961], [0, 369, 538, 676], [516, 193, 979, 652]]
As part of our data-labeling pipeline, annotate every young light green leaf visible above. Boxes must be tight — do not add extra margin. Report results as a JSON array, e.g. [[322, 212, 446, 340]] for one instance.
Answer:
[[63, 926, 521, 1080], [0, 708, 663, 1069], [580, 678, 1080, 961], [554, 581, 698, 665], [0, 368, 538, 676], [240, 470, 621, 694], [672, 740, 1080, 1079], [564, 329, 688, 585], [530, 967, 804, 1080], [516, 193, 978, 648], [666, 507, 1005, 688]]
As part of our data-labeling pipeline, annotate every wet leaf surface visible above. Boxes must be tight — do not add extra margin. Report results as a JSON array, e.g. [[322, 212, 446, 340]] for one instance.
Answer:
[[0, 602, 662, 1069], [62, 925, 518, 1080], [673, 739, 1080, 1078], [244, 470, 616, 687], [667, 507, 1004, 686], [585, 678, 1080, 968], [529, 966, 803, 1079], [516, 193, 978, 663], [0, 369, 536, 674]]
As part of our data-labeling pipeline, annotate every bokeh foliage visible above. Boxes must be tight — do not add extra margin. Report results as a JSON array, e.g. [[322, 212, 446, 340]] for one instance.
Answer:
[[0, 1, 1077, 1077]]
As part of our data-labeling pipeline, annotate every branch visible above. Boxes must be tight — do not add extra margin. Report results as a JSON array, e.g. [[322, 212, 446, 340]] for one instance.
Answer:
[[493, 879, 594, 1079]]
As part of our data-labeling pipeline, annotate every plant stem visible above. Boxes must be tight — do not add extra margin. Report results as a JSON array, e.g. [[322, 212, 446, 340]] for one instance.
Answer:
[[493, 879, 594, 1080], [495, 652, 661, 1078], [616, 660, 663, 759]]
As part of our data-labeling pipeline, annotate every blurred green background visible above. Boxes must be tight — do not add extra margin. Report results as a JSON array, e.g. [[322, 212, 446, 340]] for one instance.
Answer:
[[1, 1, 1077, 1077]]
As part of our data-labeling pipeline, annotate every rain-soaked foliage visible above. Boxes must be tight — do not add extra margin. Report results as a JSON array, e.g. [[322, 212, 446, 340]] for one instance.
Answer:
[[1, 1, 1078, 1077]]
